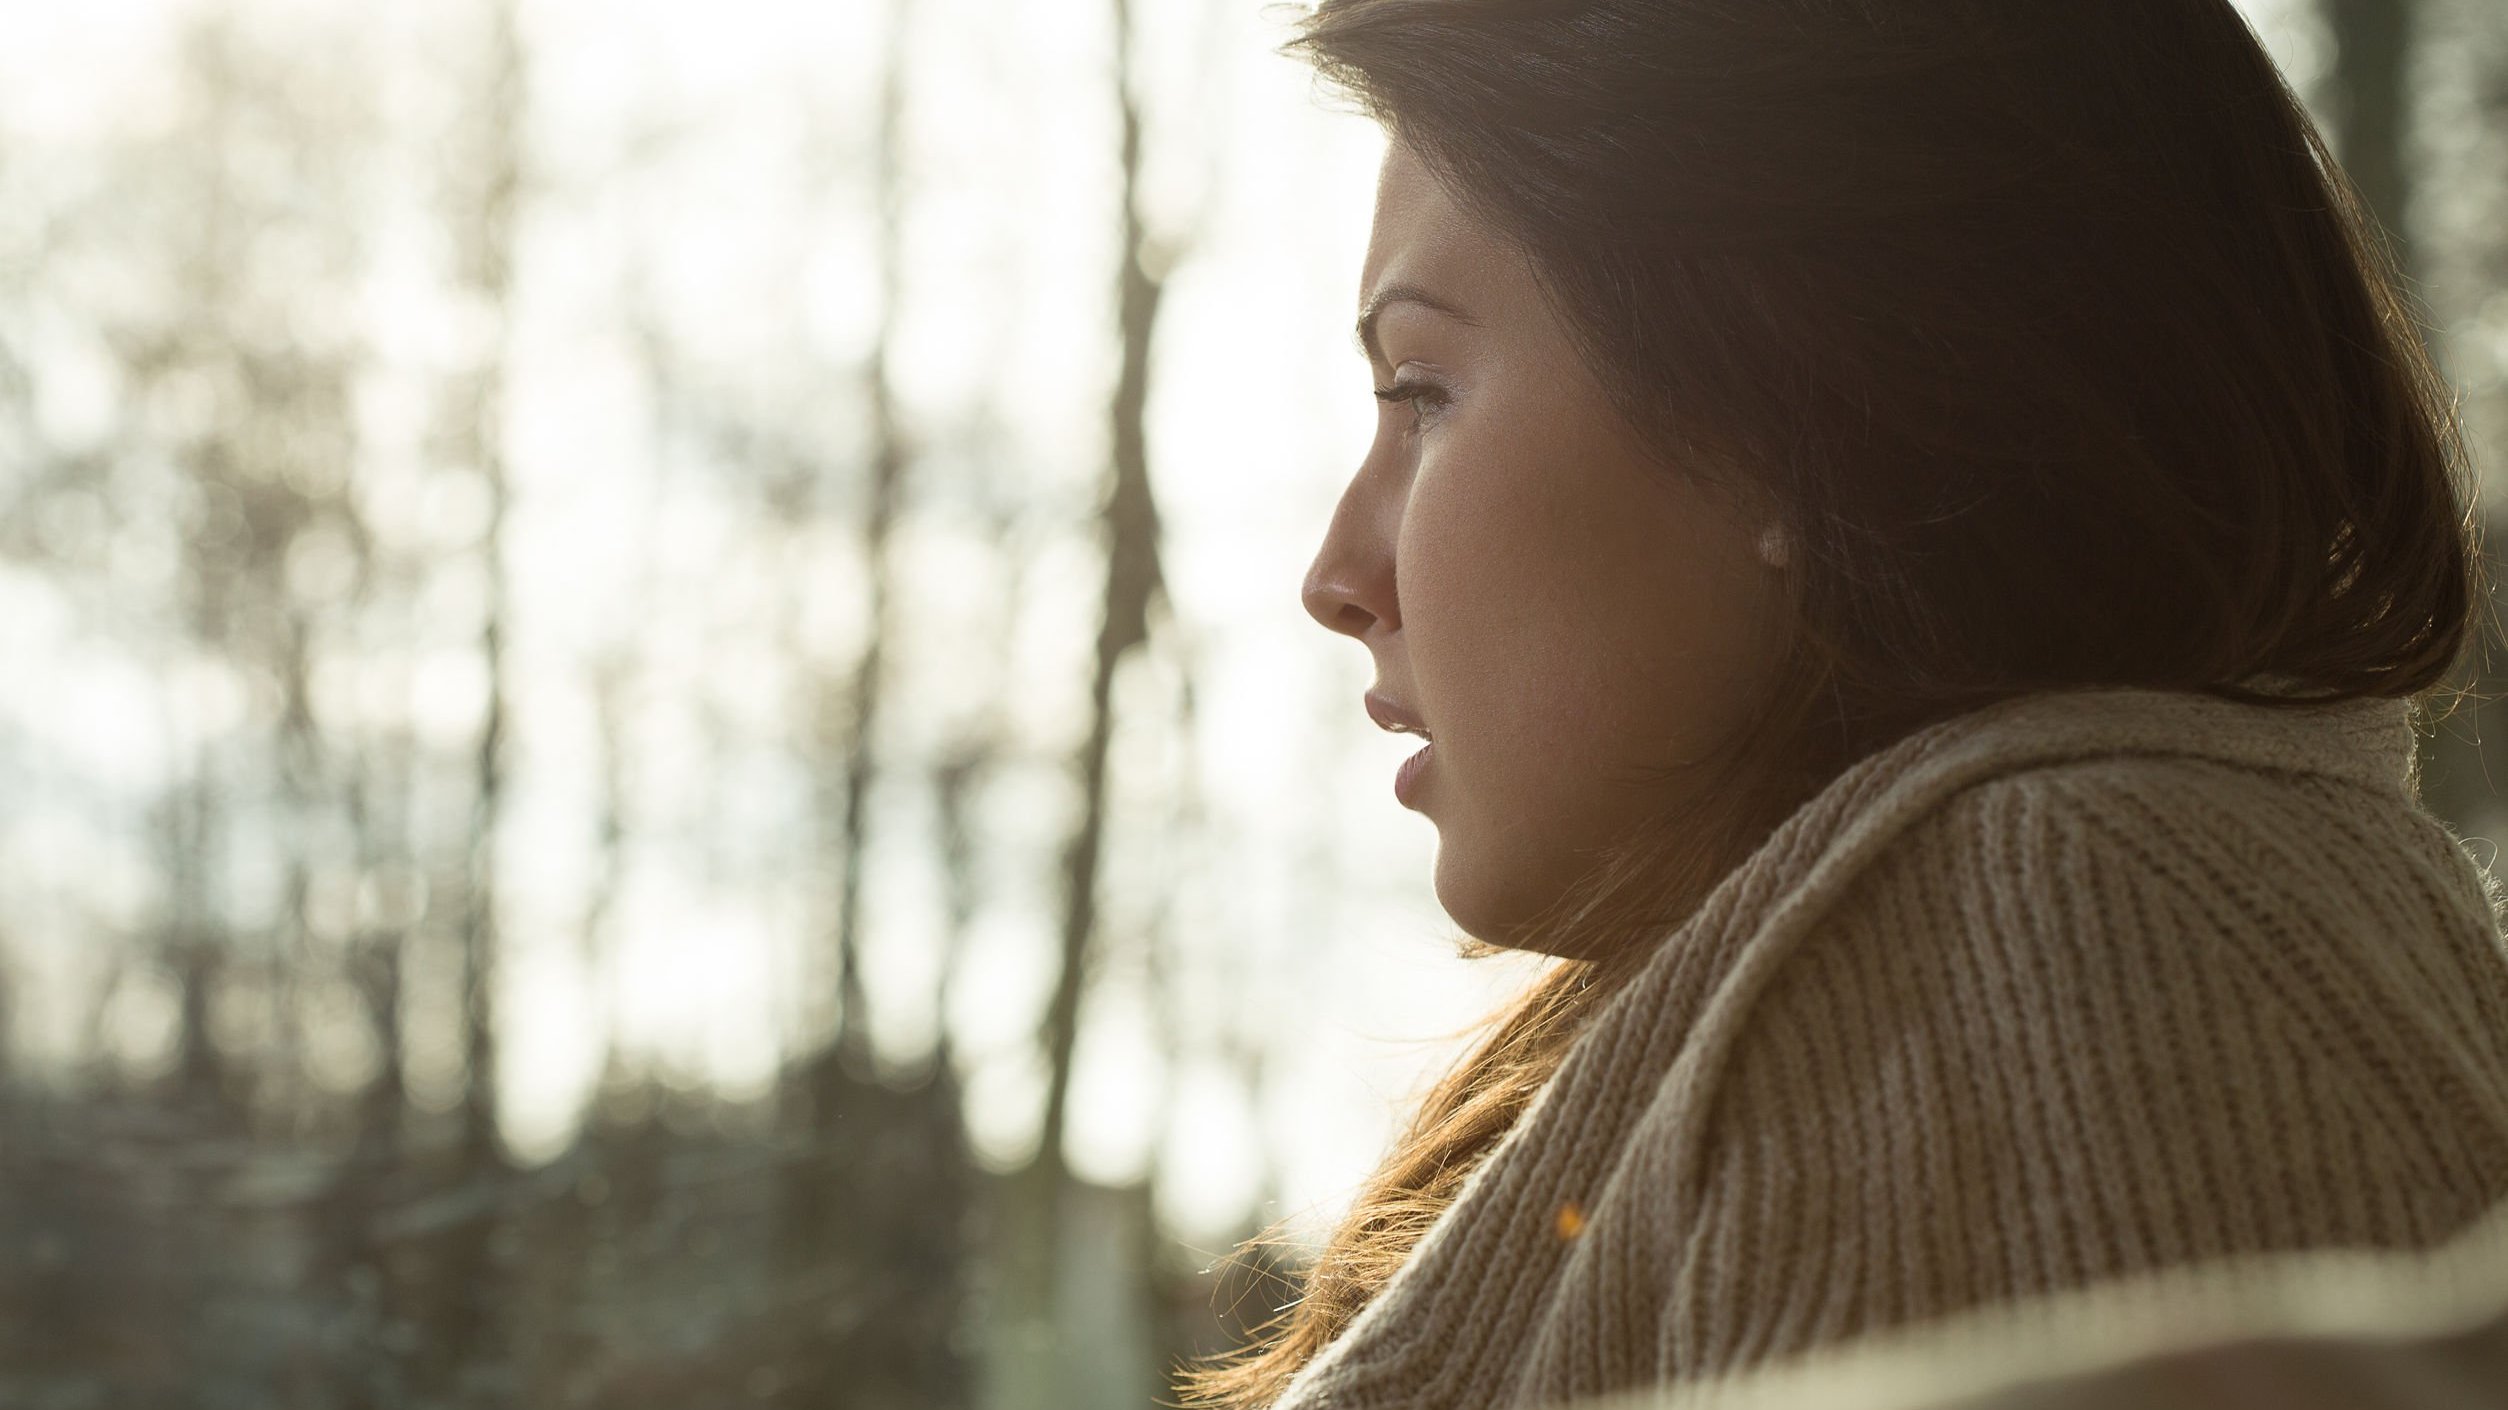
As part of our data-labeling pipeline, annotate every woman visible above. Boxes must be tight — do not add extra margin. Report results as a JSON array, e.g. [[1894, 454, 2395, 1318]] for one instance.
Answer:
[[1187, 2, 2508, 1408]]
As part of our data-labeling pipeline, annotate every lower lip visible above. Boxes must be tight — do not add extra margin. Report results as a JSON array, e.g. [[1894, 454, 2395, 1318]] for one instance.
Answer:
[[1394, 741, 1435, 808]]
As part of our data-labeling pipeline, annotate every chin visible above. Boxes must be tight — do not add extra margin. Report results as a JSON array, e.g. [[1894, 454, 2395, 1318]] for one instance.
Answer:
[[1432, 845, 1555, 953], [1434, 831, 1638, 959], [1429, 843, 1498, 941]]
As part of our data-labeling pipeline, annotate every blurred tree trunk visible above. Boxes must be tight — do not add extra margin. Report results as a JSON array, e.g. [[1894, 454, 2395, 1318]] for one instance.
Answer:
[[820, 0, 912, 1091], [408, 0, 527, 1397], [928, 727, 998, 1077], [1005, 0, 1175, 1390], [2326, 0, 2417, 275], [325, 484, 410, 1403], [584, 649, 632, 1070], [265, 549, 320, 1133], [779, 0, 907, 1329], [450, 0, 523, 1184], [774, 5, 983, 1407], [162, 17, 244, 1125], [2327, 0, 2504, 835], [348, 770, 409, 1161], [165, 772, 228, 1111]]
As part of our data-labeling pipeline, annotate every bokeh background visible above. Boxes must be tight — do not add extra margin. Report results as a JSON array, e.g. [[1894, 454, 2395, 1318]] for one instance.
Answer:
[[1, 0, 2504, 1406]]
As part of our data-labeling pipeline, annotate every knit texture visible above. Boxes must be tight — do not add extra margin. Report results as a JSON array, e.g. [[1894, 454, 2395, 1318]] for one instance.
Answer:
[[1269, 684, 2508, 1410]]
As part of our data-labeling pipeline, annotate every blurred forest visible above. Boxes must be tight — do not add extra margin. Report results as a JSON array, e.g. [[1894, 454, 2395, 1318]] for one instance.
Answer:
[[0, 0, 2505, 1407]]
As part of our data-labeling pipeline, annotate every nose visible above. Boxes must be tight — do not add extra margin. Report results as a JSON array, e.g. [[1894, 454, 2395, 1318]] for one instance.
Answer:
[[1300, 475, 1400, 640]]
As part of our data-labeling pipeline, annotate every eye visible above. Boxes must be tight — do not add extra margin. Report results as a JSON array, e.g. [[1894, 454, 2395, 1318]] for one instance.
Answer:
[[1372, 377, 1449, 429]]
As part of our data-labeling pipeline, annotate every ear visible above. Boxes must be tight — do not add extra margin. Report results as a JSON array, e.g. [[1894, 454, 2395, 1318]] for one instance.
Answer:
[[1756, 522, 1791, 569]]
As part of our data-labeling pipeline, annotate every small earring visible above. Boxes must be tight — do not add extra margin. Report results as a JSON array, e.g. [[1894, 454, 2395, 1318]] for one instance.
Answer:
[[1756, 522, 1790, 569]]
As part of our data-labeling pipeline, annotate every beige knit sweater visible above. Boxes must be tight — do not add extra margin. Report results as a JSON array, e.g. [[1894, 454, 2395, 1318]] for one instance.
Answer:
[[1271, 684, 2508, 1410]]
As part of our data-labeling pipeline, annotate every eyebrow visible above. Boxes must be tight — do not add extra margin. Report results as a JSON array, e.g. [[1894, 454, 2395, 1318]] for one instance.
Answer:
[[1353, 283, 1478, 365]]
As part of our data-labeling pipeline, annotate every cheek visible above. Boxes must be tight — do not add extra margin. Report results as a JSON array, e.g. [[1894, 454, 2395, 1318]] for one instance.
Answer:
[[1400, 422, 1771, 795], [1574, 495, 1781, 775], [1397, 431, 1638, 791]]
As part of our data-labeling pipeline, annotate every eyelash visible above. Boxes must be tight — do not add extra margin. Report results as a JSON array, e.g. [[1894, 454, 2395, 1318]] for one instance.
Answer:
[[1373, 378, 1448, 425]]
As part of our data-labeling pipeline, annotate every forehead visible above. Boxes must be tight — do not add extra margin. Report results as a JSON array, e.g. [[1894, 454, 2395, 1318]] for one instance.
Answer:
[[1359, 141, 1516, 313]]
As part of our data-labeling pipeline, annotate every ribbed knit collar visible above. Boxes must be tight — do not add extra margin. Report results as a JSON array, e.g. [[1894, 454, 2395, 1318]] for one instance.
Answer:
[[1907, 681, 2422, 800]]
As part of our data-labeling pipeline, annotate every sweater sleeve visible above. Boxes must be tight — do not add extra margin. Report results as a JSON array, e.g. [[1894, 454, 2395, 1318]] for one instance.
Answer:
[[1648, 761, 2508, 1385]]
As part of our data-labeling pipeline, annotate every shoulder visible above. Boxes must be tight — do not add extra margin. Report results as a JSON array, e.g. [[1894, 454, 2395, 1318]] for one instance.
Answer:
[[1652, 755, 2508, 1378], [1730, 754, 2508, 1175], [1783, 750, 2506, 1028]]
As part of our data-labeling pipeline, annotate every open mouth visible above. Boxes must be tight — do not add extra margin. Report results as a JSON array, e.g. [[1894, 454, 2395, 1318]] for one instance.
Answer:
[[1364, 690, 1432, 742]]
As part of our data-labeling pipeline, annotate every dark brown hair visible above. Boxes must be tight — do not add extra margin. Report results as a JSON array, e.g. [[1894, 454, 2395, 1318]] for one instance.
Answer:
[[1183, 2, 2493, 1404]]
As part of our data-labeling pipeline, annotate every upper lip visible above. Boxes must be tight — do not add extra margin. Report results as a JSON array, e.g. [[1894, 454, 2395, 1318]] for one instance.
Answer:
[[1364, 691, 1433, 741]]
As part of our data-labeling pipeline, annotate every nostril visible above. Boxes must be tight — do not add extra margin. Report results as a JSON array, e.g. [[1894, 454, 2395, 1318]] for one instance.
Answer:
[[1302, 575, 1380, 638], [1302, 551, 1396, 637]]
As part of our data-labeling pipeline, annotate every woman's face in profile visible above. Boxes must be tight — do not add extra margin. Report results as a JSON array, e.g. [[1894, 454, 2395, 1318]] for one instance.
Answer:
[[1302, 139, 1793, 950]]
